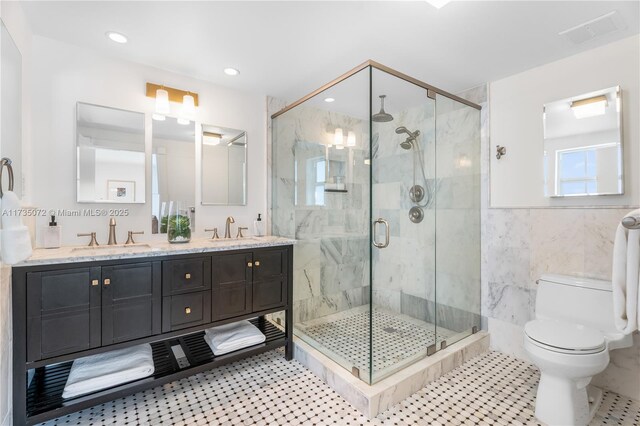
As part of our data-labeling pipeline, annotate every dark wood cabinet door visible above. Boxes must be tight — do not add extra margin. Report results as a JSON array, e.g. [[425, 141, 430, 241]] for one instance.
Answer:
[[101, 262, 161, 345], [252, 277, 287, 311], [211, 253, 253, 321], [252, 249, 287, 281], [26, 267, 101, 361]]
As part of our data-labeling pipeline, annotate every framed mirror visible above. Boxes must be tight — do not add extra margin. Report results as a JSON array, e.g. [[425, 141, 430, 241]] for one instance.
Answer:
[[201, 125, 247, 205], [543, 86, 622, 197], [151, 117, 196, 233], [76, 103, 146, 203]]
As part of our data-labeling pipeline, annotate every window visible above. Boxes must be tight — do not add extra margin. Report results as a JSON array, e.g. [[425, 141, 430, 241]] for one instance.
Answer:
[[557, 149, 597, 196]]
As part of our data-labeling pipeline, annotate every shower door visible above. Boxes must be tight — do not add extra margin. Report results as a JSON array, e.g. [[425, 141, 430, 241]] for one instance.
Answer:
[[369, 68, 438, 383]]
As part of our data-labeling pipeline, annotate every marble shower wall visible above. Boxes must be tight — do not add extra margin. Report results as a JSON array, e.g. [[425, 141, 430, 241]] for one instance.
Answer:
[[271, 101, 370, 324], [460, 85, 640, 401], [371, 95, 481, 334]]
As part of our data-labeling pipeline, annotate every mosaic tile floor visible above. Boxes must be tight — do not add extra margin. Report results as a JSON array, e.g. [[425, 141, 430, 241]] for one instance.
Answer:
[[296, 308, 452, 378], [39, 350, 639, 426]]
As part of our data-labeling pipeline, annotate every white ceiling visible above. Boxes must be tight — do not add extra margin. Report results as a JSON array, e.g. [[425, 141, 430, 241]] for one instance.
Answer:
[[21, 1, 640, 103]]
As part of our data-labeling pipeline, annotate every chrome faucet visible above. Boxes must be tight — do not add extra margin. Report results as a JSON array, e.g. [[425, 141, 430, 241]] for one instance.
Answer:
[[224, 216, 235, 239], [107, 218, 117, 245]]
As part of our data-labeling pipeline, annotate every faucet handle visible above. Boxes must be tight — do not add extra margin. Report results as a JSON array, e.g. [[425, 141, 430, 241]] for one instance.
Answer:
[[125, 231, 144, 245], [78, 232, 99, 247], [205, 228, 220, 239], [236, 227, 248, 238]]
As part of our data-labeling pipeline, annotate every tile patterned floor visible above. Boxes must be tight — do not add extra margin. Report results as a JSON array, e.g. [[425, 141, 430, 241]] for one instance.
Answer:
[[39, 350, 639, 426], [297, 308, 451, 377]]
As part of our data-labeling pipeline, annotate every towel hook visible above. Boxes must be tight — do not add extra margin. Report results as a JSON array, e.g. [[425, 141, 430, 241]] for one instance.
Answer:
[[0, 157, 14, 198]]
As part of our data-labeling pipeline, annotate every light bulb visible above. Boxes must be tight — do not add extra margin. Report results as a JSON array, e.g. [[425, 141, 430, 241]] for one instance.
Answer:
[[347, 131, 356, 147], [155, 89, 170, 115], [182, 94, 196, 117], [152, 114, 166, 121]]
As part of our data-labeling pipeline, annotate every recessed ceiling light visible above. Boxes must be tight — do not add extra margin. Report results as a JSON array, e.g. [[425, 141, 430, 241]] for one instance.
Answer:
[[224, 67, 240, 76], [106, 31, 128, 44], [324, 97, 335, 103]]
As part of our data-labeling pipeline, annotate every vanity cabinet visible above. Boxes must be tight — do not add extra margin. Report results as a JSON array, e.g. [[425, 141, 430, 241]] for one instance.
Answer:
[[13, 242, 294, 426], [26, 262, 161, 361]]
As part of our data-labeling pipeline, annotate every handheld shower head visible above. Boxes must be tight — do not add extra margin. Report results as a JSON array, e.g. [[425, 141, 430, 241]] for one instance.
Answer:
[[395, 127, 420, 150]]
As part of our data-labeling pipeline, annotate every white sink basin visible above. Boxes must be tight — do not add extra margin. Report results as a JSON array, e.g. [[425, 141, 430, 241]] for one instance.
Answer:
[[71, 244, 152, 254]]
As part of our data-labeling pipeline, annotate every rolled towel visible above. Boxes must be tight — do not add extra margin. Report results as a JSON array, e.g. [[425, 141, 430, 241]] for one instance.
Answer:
[[204, 320, 266, 356], [612, 209, 640, 334], [0, 226, 32, 265], [63, 344, 155, 399], [0, 191, 33, 265]]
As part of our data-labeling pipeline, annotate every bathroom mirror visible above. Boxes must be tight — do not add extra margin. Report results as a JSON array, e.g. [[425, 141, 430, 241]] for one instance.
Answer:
[[201, 124, 247, 205], [543, 86, 623, 197], [1, 20, 23, 198], [76, 103, 146, 203], [151, 117, 196, 233]]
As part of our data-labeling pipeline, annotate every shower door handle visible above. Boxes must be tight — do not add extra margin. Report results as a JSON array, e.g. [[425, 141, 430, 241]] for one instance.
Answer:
[[373, 218, 390, 248]]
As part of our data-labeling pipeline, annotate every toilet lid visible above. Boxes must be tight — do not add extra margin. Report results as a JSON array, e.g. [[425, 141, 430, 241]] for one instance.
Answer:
[[525, 319, 606, 353]]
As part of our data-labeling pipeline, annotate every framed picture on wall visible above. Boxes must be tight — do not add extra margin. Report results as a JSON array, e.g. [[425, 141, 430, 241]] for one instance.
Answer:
[[107, 180, 136, 202]]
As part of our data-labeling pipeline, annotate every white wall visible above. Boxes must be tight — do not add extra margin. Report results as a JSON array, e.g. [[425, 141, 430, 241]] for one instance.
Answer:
[[30, 35, 267, 246], [490, 35, 639, 208], [0, 2, 32, 424]]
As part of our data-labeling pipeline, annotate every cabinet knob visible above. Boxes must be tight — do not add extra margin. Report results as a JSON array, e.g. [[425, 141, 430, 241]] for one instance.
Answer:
[[185, 273, 191, 280], [247, 262, 253, 268], [185, 307, 191, 314], [255, 261, 260, 267], [91, 279, 99, 286], [104, 278, 111, 286]]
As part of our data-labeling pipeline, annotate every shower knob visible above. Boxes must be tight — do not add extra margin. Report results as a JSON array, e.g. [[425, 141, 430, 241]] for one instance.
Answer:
[[409, 206, 424, 224], [409, 185, 425, 203]]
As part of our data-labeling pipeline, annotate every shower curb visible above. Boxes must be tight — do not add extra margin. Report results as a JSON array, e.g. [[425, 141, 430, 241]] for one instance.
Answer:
[[293, 332, 490, 419]]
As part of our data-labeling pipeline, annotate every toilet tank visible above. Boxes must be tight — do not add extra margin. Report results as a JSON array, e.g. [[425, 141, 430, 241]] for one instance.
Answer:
[[536, 274, 616, 333]]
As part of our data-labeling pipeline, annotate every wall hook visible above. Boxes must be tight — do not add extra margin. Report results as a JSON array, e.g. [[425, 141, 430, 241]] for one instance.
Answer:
[[496, 145, 506, 160]]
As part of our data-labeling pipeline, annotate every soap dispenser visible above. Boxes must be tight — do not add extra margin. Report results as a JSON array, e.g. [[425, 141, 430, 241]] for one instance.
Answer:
[[42, 215, 61, 249], [253, 214, 265, 237]]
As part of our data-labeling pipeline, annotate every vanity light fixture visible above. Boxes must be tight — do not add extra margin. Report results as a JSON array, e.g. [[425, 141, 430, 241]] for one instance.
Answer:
[[334, 128, 345, 150], [203, 132, 222, 146], [324, 97, 335, 103], [224, 67, 240, 76], [106, 31, 128, 44], [347, 131, 356, 147], [152, 114, 166, 121], [571, 95, 608, 119], [146, 83, 199, 117]]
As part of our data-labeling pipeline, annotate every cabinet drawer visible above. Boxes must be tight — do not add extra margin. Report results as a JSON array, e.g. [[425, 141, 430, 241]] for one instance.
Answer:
[[253, 249, 287, 281], [162, 291, 211, 332], [253, 278, 287, 311], [163, 257, 211, 295]]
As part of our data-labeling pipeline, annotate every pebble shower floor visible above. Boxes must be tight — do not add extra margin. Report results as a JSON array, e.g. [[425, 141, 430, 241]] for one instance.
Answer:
[[39, 350, 639, 426]]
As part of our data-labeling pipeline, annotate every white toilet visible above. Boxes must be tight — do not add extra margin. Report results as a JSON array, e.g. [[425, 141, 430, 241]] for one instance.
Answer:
[[524, 274, 633, 426]]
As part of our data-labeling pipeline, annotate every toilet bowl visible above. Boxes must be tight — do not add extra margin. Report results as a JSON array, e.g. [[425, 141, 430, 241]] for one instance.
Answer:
[[524, 275, 633, 426]]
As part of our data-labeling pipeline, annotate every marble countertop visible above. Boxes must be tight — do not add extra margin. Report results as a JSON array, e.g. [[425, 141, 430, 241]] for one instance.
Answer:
[[15, 236, 296, 267]]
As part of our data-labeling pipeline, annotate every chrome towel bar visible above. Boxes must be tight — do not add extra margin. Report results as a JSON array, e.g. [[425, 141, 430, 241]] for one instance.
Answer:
[[0, 157, 14, 198]]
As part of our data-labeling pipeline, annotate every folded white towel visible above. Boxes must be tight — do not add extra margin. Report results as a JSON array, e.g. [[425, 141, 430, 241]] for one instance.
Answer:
[[204, 320, 266, 356], [0, 226, 32, 265], [0, 191, 33, 265], [63, 344, 155, 399], [612, 209, 640, 334]]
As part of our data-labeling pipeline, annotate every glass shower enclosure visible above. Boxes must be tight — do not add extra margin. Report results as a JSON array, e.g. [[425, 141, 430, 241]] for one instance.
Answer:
[[271, 61, 481, 384]]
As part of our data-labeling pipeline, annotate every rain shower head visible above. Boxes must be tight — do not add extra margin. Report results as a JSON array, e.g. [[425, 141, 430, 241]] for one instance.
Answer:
[[395, 126, 420, 149], [372, 95, 394, 122]]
